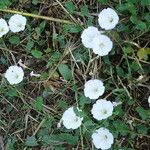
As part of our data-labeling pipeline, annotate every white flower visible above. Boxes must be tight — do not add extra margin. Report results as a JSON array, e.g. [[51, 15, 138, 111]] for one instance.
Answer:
[[148, 96, 150, 107], [84, 79, 105, 99], [92, 127, 114, 150], [8, 14, 27, 33], [5, 66, 24, 85], [62, 107, 83, 130], [98, 8, 119, 30], [81, 26, 101, 48], [0, 18, 9, 38], [91, 99, 114, 120], [92, 35, 113, 56]]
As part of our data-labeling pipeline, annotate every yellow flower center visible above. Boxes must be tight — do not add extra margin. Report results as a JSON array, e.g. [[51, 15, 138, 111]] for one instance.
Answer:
[[0, 28, 4, 32]]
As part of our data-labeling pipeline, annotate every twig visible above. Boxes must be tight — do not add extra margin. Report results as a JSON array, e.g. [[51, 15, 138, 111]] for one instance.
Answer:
[[0, 9, 75, 24]]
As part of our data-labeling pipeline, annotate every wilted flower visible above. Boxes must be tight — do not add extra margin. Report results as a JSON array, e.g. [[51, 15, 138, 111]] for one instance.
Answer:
[[61, 107, 83, 130], [91, 99, 114, 120], [5, 66, 24, 85], [0, 18, 9, 38], [92, 127, 114, 150], [18, 59, 27, 68], [98, 8, 119, 30], [81, 26, 101, 48], [84, 79, 105, 99], [92, 34, 113, 56], [30, 71, 41, 77], [9, 14, 27, 33]]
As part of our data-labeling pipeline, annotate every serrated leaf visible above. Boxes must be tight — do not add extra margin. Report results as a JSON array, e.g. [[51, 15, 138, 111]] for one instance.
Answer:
[[58, 64, 72, 81], [25, 136, 38, 147]]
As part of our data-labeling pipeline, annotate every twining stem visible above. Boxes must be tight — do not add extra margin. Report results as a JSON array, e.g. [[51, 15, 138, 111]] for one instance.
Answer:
[[0, 9, 75, 24]]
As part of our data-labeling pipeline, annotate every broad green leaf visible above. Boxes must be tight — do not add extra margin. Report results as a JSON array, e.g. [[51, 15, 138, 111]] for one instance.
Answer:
[[80, 5, 90, 17], [136, 106, 149, 120], [97, 0, 108, 4], [136, 21, 147, 30], [31, 50, 43, 58], [64, 2, 76, 14], [9, 36, 20, 45], [25, 136, 38, 147], [25, 40, 34, 51], [34, 97, 43, 111], [6, 88, 19, 97], [0, 0, 11, 9], [58, 100, 68, 109], [58, 64, 72, 81]]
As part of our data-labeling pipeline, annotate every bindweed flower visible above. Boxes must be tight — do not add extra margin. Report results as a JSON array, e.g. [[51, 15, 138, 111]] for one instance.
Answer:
[[98, 8, 119, 30], [9, 14, 27, 33], [91, 99, 114, 120], [81, 26, 101, 48], [92, 127, 114, 150], [92, 34, 113, 56], [0, 18, 9, 38], [5, 66, 24, 85], [148, 96, 150, 107], [61, 107, 83, 130], [84, 79, 105, 99]]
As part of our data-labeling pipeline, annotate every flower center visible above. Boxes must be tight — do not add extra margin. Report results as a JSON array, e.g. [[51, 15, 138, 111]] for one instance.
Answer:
[[18, 23, 22, 28], [93, 87, 99, 93], [109, 17, 114, 23], [15, 74, 19, 79], [73, 117, 79, 122], [0, 28, 4, 32], [102, 135, 108, 140], [101, 109, 107, 115], [99, 43, 104, 48]]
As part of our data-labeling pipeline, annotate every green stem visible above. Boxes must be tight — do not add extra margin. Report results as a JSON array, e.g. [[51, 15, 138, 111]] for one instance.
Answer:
[[0, 9, 75, 24]]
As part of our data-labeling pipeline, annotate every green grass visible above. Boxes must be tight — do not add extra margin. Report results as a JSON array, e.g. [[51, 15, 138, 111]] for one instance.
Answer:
[[0, 0, 150, 149]]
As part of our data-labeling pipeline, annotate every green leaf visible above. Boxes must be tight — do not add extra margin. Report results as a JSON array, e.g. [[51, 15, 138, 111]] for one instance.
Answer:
[[25, 40, 34, 51], [6, 88, 19, 97], [130, 15, 138, 24], [97, 0, 108, 4], [64, 2, 76, 14], [116, 66, 125, 77], [34, 97, 43, 111], [136, 21, 147, 30], [32, 0, 39, 5], [9, 36, 20, 45], [58, 100, 68, 109], [0, 0, 11, 9], [136, 106, 149, 120], [58, 64, 72, 81], [113, 120, 130, 135], [63, 24, 82, 33], [31, 50, 43, 58], [80, 5, 90, 17], [137, 48, 150, 60], [25, 136, 38, 147]]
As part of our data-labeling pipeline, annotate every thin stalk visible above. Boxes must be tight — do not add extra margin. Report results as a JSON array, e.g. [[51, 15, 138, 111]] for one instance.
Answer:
[[0, 9, 75, 24]]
